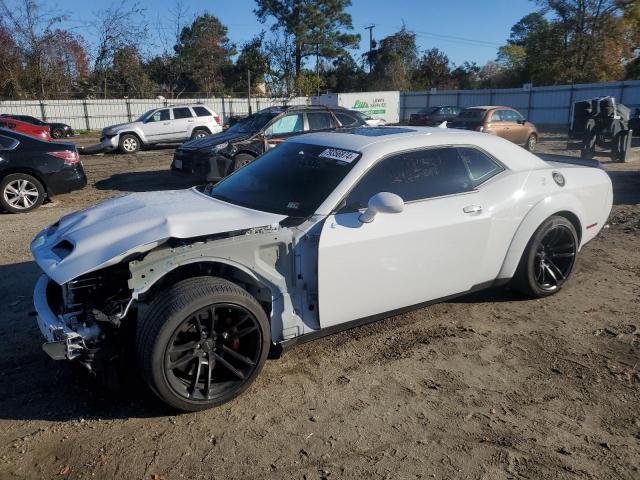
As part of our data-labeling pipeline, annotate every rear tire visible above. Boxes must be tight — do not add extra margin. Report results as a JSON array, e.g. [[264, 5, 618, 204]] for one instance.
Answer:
[[524, 134, 537, 152], [512, 216, 578, 298], [0, 173, 45, 213], [136, 276, 270, 411], [51, 127, 65, 139], [119, 134, 140, 154], [190, 128, 208, 140]]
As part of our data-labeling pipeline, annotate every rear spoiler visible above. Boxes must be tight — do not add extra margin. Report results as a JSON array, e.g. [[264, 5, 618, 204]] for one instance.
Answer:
[[537, 153, 603, 169]]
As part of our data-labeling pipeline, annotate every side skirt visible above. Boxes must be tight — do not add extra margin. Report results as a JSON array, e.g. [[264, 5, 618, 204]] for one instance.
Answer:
[[278, 278, 511, 353]]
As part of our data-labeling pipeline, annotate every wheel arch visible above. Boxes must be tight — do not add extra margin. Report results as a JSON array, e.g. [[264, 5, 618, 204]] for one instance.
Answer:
[[0, 168, 50, 196], [119, 130, 145, 145], [497, 196, 585, 280], [191, 126, 211, 135], [135, 259, 276, 319]]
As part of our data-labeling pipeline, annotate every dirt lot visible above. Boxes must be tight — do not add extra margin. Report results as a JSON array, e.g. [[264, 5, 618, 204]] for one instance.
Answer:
[[0, 133, 639, 480]]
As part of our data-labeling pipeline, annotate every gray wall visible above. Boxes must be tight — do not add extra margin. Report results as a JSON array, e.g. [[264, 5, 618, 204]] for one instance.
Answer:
[[400, 80, 640, 125], [0, 97, 310, 131]]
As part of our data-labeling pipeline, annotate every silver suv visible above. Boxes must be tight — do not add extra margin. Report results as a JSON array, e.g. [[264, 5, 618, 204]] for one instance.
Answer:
[[100, 104, 223, 154]]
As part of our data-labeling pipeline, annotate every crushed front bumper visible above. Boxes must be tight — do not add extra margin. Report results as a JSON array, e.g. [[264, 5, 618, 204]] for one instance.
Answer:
[[33, 274, 85, 360], [99, 135, 119, 152]]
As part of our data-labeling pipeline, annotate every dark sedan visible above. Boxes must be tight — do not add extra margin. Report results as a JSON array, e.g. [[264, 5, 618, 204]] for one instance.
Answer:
[[408, 106, 462, 126], [0, 114, 74, 138], [0, 129, 86, 213], [171, 105, 367, 181]]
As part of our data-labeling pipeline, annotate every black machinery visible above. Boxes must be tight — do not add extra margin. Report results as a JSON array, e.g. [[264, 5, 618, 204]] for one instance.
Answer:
[[569, 96, 634, 162]]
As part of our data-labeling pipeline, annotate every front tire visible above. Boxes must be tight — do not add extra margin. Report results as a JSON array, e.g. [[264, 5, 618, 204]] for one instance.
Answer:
[[230, 153, 255, 175], [513, 216, 578, 298], [136, 277, 270, 411], [0, 173, 45, 213], [119, 134, 140, 154]]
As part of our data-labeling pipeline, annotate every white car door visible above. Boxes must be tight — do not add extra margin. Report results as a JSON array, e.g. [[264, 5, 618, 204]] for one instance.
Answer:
[[317, 146, 498, 329], [141, 109, 173, 142], [171, 107, 195, 141]]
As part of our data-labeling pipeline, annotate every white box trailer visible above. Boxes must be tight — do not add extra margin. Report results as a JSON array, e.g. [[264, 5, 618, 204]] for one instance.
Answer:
[[313, 91, 400, 124]]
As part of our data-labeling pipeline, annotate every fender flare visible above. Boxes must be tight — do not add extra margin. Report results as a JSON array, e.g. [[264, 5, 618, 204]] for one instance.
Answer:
[[497, 193, 585, 280], [118, 130, 146, 145]]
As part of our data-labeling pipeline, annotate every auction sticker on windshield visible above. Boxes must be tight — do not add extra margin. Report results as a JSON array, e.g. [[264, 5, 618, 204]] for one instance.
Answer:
[[319, 148, 360, 163]]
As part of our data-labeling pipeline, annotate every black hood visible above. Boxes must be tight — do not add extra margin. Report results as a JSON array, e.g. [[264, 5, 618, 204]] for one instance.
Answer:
[[179, 129, 255, 150], [47, 123, 71, 130]]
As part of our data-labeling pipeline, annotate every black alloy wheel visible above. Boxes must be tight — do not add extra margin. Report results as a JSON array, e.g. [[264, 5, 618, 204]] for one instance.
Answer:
[[164, 303, 263, 402], [513, 215, 578, 298], [137, 276, 270, 411], [533, 224, 576, 292]]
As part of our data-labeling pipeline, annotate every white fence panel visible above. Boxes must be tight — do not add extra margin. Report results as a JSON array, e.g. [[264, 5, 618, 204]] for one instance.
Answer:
[[0, 96, 311, 131]]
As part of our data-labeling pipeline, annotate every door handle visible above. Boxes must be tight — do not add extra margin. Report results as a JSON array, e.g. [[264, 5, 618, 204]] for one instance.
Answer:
[[463, 205, 482, 215]]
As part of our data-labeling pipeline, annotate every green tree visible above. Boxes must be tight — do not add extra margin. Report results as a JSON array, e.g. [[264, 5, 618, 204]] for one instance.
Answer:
[[175, 13, 235, 96], [368, 26, 419, 90], [109, 46, 154, 97], [231, 33, 270, 94], [254, 0, 360, 78], [414, 48, 453, 90], [324, 53, 366, 92]]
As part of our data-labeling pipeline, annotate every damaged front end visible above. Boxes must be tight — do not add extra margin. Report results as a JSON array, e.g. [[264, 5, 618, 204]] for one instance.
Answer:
[[34, 263, 134, 369]]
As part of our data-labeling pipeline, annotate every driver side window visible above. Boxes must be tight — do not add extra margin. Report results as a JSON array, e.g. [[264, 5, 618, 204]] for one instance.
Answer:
[[147, 109, 170, 122], [341, 147, 473, 211], [264, 114, 304, 136]]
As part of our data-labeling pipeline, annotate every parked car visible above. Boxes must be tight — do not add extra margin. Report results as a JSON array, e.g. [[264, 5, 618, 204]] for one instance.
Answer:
[[171, 105, 367, 180], [0, 114, 74, 138], [100, 104, 223, 154], [0, 117, 52, 142], [449, 106, 538, 151], [31, 126, 612, 411], [409, 106, 462, 126], [356, 112, 386, 126], [0, 129, 86, 213]]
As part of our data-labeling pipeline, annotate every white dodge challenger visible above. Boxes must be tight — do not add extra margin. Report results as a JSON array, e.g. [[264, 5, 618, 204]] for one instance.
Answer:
[[31, 127, 612, 411]]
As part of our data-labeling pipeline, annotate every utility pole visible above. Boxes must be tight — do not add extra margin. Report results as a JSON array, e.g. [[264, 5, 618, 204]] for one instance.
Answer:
[[247, 69, 252, 115], [315, 43, 320, 98], [365, 24, 375, 73]]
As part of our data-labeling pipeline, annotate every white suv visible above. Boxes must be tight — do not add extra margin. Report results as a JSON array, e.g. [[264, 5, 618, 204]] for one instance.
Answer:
[[100, 104, 223, 154]]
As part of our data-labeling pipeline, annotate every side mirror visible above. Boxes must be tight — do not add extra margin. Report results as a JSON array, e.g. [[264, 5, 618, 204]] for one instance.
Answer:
[[359, 192, 404, 223]]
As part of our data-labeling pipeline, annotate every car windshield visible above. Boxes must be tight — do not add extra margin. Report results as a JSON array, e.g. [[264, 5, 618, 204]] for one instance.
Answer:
[[458, 109, 486, 119], [227, 113, 277, 134], [136, 109, 156, 122], [208, 142, 361, 216]]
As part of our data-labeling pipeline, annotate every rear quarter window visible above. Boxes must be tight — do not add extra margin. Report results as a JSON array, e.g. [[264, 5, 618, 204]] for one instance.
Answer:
[[193, 106, 212, 117], [457, 147, 504, 187]]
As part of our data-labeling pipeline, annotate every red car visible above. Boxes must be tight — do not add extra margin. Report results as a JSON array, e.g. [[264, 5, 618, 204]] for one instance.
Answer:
[[0, 118, 51, 141]]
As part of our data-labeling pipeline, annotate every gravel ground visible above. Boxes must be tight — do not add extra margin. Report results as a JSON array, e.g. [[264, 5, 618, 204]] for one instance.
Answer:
[[0, 132, 639, 480]]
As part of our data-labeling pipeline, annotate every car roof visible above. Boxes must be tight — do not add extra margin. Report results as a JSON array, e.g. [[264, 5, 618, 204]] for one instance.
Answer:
[[290, 126, 546, 172], [464, 106, 516, 111], [292, 126, 472, 150]]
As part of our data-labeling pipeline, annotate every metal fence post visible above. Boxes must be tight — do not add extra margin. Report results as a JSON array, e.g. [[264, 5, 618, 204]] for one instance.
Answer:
[[567, 84, 575, 127], [39, 100, 47, 121], [82, 100, 90, 131], [489, 89, 494, 105], [527, 88, 533, 121], [125, 99, 132, 122]]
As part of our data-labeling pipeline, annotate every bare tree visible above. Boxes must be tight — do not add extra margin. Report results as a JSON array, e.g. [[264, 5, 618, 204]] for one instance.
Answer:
[[92, 0, 149, 98], [0, 0, 65, 98]]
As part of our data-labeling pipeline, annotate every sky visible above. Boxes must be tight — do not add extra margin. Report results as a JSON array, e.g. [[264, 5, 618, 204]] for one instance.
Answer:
[[51, 0, 536, 67]]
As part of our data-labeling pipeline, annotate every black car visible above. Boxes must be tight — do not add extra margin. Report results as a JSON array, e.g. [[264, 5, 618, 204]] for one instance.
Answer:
[[408, 106, 462, 126], [0, 114, 74, 138], [171, 105, 367, 181], [0, 129, 86, 213]]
